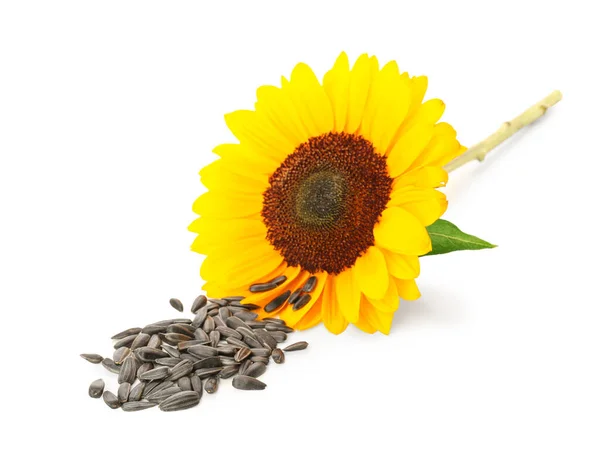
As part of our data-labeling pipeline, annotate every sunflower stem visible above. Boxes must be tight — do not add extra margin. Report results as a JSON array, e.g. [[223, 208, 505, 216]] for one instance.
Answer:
[[444, 90, 562, 173]]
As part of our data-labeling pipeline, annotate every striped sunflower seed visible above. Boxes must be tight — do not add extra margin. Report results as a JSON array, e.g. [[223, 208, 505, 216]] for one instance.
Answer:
[[254, 330, 277, 350], [113, 346, 131, 364], [219, 365, 239, 379], [118, 356, 137, 384], [229, 301, 260, 309], [80, 353, 103, 364], [142, 324, 167, 335], [177, 376, 192, 391], [247, 321, 268, 329], [167, 324, 196, 337], [243, 336, 264, 349], [226, 337, 250, 349], [245, 362, 267, 378], [130, 333, 151, 350], [283, 341, 308, 352], [192, 306, 208, 328], [225, 316, 251, 331], [196, 367, 224, 379], [209, 330, 220, 348], [147, 334, 162, 349], [266, 323, 294, 333], [223, 296, 245, 302], [169, 298, 184, 312], [111, 327, 142, 340], [192, 357, 222, 370], [216, 345, 237, 356], [204, 376, 219, 394], [159, 391, 200, 412], [235, 311, 258, 321], [114, 334, 138, 349], [103, 391, 121, 409], [168, 360, 193, 381], [140, 366, 170, 380], [234, 347, 252, 363], [272, 348, 285, 364], [89, 379, 105, 398], [178, 340, 208, 350], [136, 362, 153, 379], [129, 382, 145, 402], [135, 347, 168, 362], [190, 375, 203, 395], [250, 356, 270, 364], [146, 386, 182, 402], [202, 316, 215, 333], [263, 318, 285, 325], [270, 331, 287, 343], [118, 382, 131, 403], [187, 345, 218, 358], [216, 326, 242, 340], [218, 306, 231, 320], [194, 328, 210, 342], [191, 295, 208, 314], [102, 358, 121, 374], [141, 380, 161, 398], [122, 401, 157, 412], [232, 375, 267, 391], [250, 348, 271, 357], [162, 345, 180, 358], [155, 357, 181, 367], [163, 333, 193, 345]]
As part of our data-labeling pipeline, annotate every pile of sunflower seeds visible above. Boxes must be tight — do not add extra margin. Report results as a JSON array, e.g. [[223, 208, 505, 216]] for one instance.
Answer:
[[81, 295, 308, 412]]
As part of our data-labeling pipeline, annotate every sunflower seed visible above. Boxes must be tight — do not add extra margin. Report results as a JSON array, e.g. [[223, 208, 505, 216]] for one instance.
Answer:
[[118, 356, 137, 384], [245, 362, 267, 378], [163, 333, 193, 345], [220, 357, 240, 366], [249, 282, 278, 293], [135, 347, 168, 362], [208, 308, 219, 317], [204, 376, 219, 394], [113, 347, 131, 364], [234, 347, 252, 363], [272, 348, 285, 364], [89, 379, 105, 398], [217, 346, 237, 356], [223, 296, 245, 302], [266, 323, 294, 333], [102, 358, 121, 374], [219, 365, 239, 379], [141, 380, 161, 398], [114, 332, 136, 348], [236, 326, 258, 339], [153, 318, 192, 326], [169, 298, 184, 312], [122, 401, 157, 412], [111, 327, 142, 340], [192, 357, 222, 370], [235, 311, 258, 321], [129, 382, 145, 401], [168, 360, 193, 381], [155, 357, 181, 367], [103, 391, 121, 409], [250, 348, 271, 356], [229, 301, 261, 309], [192, 307, 208, 328], [270, 331, 287, 343], [194, 328, 210, 342], [302, 275, 317, 292], [283, 341, 308, 352], [142, 324, 167, 335], [190, 375, 203, 394], [177, 340, 208, 351], [167, 324, 195, 337], [210, 330, 220, 348], [118, 382, 131, 403], [81, 353, 103, 364], [247, 321, 268, 329], [162, 345, 180, 358], [146, 386, 182, 402], [216, 326, 242, 339], [265, 290, 291, 313], [232, 375, 267, 391], [147, 334, 162, 349], [177, 376, 192, 391], [140, 366, 170, 380], [214, 316, 226, 329], [254, 330, 277, 349], [159, 391, 200, 412], [226, 337, 250, 349], [290, 288, 303, 304], [137, 362, 153, 379], [130, 333, 151, 350], [238, 359, 252, 376], [293, 294, 311, 310], [191, 295, 208, 314], [226, 316, 251, 331], [203, 316, 215, 333], [218, 306, 231, 320], [187, 345, 218, 358], [180, 353, 196, 362], [196, 367, 224, 379], [251, 356, 270, 364]]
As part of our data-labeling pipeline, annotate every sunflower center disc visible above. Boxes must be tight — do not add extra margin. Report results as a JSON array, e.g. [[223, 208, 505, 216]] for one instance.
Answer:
[[262, 132, 393, 275]]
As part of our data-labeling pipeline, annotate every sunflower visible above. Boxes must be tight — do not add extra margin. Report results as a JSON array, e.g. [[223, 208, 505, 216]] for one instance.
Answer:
[[189, 52, 466, 334]]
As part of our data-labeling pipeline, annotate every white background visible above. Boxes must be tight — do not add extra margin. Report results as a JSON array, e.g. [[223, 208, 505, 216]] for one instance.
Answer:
[[1, 1, 598, 461]]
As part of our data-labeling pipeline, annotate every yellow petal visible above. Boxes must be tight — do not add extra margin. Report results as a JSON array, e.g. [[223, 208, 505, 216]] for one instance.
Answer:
[[334, 268, 361, 323], [213, 143, 279, 178], [294, 293, 324, 330], [374, 207, 432, 255], [398, 98, 445, 136], [279, 272, 328, 327], [189, 217, 265, 244], [395, 278, 421, 301], [200, 159, 268, 194], [321, 277, 349, 334], [389, 187, 447, 226], [381, 249, 420, 279], [359, 60, 411, 154], [392, 166, 448, 189], [387, 123, 434, 177], [361, 296, 395, 335], [192, 191, 262, 219], [286, 63, 334, 137], [354, 308, 378, 334], [224, 110, 295, 164], [206, 261, 287, 298], [410, 123, 461, 170], [354, 246, 389, 300], [323, 52, 351, 132], [345, 54, 377, 134], [366, 277, 399, 313]]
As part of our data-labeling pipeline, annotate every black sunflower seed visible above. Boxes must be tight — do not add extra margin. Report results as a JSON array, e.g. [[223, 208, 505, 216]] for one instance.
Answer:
[[187, 345, 218, 358], [245, 362, 267, 378], [272, 348, 285, 364], [103, 391, 121, 409], [269, 275, 287, 286], [135, 347, 168, 362], [229, 301, 260, 309], [118, 356, 137, 384], [111, 327, 142, 340], [114, 334, 137, 349], [191, 295, 208, 314], [196, 367, 224, 379], [250, 356, 270, 364], [80, 353, 103, 364], [192, 357, 222, 370], [178, 340, 209, 351], [130, 333, 151, 350], [136, 362, 153, 379], [142, 324, 167, 335], [113, 346, 131, 365], [216, 326, 242, 340], [293, 294, 311, 311], [204, 376, 219, 394], [167, 324, 196, 337], [226, 337, 250, 349], [163, 333, 193, 345], [147, 334, 162, 349], [234, 347, 252, 363], [190, 375, 203, 395], [203, 316, 215, 333], [159, 391, 200, 412], [264, 290, 291, 313], [102, 358, 121, 374], [283, 341, 308, 352], [232, 375, 267, 391], [219, 365, 239, 379], [250, 348, 271, 357], [177, 376, 192, 391], [235, 311, 259, 321], [140, 366, 170, 380], [266, 323, 294, 333], [169, 298, 184, 312], [129, 382, 145, 402], [168, 360, 193, 381], [254, 330, 277, 350], [146, 386, 182, 403], [118, 382, 131, 403], [249, 282, 278, 293], [192, 307, 208, 328], [162, 345, 180, 358], [209, 330, 221, 348], [270, 331, 287, 343], [122, 401, 157, 412], [89, 379, 105, 398], [302, 276, 317, 292], [288, 288, 302, 305], [223, 296, 245, 302]]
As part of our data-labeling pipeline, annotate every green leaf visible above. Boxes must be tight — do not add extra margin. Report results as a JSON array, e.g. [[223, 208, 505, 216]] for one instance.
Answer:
[[425, 219, 496, 256]]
